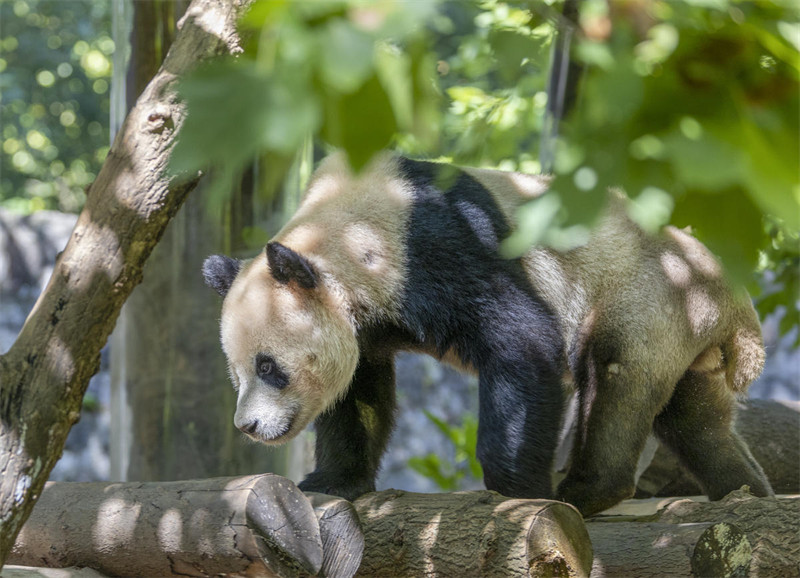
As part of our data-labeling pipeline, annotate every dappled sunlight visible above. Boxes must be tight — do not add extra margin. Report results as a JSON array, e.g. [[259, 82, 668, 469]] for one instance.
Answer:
[[93, 497, 141, 549], [686, 287, 721, 338], [58, 216, 124, 293], [660, 251, 692, 287], [418, 510, 442, 573], [281, 223, 326, 258], [45, 335, 74, 381], [156, 508, 183, 552], [188, 508, 216, 557], [343, 222, 390, 273], [659, 231, 728, 339], [665, 226, 722, 279]]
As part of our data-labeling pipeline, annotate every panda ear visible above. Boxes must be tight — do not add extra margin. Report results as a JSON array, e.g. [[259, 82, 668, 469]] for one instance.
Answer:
[[266, 242, 318, 289], [202, 254, 241, 297]]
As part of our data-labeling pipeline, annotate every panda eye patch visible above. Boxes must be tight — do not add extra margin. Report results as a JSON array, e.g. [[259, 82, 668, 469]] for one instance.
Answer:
[[255, 353, 289, 389]]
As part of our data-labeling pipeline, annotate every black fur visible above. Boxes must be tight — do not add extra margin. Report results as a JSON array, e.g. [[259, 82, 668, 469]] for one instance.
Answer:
[[267, 241, 318, 289], [302, 158, 566, 500], [202, 254, 241, 297], [298, 348, 397, 500]]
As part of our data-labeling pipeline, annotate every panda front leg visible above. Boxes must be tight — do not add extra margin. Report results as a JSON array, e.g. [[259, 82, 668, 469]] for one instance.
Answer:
[[298, 353, 396, 501], [476, 356, 564, 500]]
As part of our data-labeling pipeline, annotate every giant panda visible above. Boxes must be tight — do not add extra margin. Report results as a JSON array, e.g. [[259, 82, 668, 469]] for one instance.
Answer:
[[203, 152, 773, 516]]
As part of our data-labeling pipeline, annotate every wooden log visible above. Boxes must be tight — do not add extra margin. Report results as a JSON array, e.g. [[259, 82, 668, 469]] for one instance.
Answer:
[[637, 399, 800, 497], [588, 520, 750, 578], [658, 490, 800, 577], [3, 566, 108, 577], [306, 493, 365, 578], [351, 489, 593, 577], [9, 474, 329, 577], [588, 491, 800, 577]]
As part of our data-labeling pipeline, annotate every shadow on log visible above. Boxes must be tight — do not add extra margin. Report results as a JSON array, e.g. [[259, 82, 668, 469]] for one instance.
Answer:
[[9, 474, 362, 578]]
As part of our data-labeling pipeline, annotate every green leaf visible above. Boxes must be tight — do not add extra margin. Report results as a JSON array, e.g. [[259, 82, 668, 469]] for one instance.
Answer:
[[320, 73, 397, 170], [738, 121, 800, 230], [672, 188, 766, 284], [170, 61, 319, 178], [662, 130, 744, 191], [318, 18, 375, 93], [627, 186, 674, 234], [488, 29, 545, 83], [408, 454, 460, 491], [239, 0, 289, 30]]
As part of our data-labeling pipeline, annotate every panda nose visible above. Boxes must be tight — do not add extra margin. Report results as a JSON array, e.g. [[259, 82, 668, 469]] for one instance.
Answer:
[[238, 420, 259, 435]]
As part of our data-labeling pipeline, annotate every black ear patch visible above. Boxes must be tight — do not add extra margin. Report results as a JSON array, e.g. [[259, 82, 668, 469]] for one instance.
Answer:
[[202, 254, 241, 297], [266, 242, 318, 289]]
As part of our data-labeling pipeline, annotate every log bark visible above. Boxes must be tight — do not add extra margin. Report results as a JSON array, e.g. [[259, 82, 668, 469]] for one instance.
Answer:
[[637, 399, 800, 497], [9, 475, 364, 578], [0, 0, 253, 566], [3, 567, 107, 577], [588, 490, 800, 577], [657, 490, 800, 577], [352, 489, 593, 577], [588, 520, 751, 578], [12, 484, 590, 578]]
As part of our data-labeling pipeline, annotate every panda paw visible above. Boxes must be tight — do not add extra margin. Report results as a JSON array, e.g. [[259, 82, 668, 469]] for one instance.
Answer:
[[298, 471, 375, 502]]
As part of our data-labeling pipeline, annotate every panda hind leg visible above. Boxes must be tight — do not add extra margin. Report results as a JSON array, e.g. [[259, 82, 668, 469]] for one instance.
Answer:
[[557, 357, 675, 517], [652, 367, 774, 500]]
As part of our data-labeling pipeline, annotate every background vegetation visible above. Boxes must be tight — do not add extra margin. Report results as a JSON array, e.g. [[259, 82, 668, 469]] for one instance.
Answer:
[[0, 0, 113, 213]]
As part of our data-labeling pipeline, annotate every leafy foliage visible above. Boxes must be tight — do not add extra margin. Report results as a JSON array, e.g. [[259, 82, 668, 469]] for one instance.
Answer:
[[171, 0, 441, 178], [5, 0, 794, 336], [0, 0, 113, 213], [532, 0, 799, 291], [408, 411, 483, 491]]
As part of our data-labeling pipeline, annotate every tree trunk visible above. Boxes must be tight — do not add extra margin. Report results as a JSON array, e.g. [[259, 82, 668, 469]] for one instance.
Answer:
[[8, 475, 363, 578], [588, 490, 800, 577], [352, 489, 593, 577], [111, 0, 291, 483], [0, 0, 253, 566]]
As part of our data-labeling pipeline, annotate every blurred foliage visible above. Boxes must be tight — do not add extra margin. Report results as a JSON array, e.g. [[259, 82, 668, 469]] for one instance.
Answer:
[[2, 0, 796, 337], [513, 0, 799, 289], [0, 0, 113, 214], [172, 0, 798, 338], [171, 0, 442, 180], [408, 411, 483, 491]]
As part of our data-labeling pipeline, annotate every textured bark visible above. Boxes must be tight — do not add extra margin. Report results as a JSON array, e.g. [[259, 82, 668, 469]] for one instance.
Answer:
[[637, 399, 800, 497], [588, 521, 751, 578], [588, 490, 800, 577], [9, 475, 363, 578], [657, 490, 800, 577], [0, 0, 253, 566], [352, 489, 593, 577], [307, 493, 366, 578]]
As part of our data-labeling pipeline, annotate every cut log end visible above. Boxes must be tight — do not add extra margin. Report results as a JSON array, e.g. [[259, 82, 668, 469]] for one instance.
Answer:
[[691, 522, 752, 578]]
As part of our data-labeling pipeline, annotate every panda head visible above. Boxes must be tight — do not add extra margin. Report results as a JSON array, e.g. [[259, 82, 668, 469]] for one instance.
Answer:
[[203, 241, 359, 445]]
